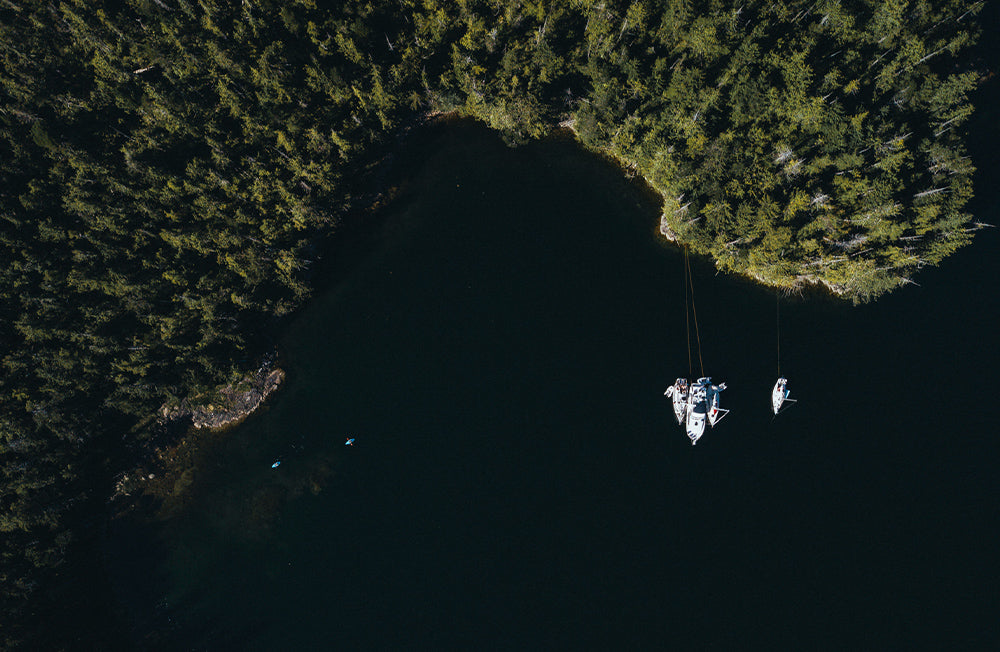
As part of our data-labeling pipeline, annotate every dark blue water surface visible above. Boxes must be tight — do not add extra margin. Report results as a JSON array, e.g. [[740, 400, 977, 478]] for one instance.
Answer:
[[111, 117, 1000, 650]]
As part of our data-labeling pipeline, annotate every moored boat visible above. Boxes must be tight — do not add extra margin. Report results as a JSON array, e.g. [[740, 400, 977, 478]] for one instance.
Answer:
[[706, 381, 729, 427], [664, 378, 689, 425], [685, 379, 708, 444], [771, 377, 795, 414]]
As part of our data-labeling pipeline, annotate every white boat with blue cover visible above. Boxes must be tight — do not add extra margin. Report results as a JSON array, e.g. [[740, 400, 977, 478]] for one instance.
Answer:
[[771, 377, 795, 414]]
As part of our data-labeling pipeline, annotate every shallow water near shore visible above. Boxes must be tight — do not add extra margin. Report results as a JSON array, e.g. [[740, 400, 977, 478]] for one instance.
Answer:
[[108, 119, 1000, 649]]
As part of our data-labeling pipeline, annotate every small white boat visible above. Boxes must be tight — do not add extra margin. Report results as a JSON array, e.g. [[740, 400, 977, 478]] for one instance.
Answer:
[[664, 378, 689, 425], [706, 382, 729, 427], [685, 379, 709, 445], [771, 377, 795, 414]]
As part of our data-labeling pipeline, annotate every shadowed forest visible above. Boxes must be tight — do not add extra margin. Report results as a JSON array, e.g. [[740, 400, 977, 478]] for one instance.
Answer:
[[0, 0, 986, 647]]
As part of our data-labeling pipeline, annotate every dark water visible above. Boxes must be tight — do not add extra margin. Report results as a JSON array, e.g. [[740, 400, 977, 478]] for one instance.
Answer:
[[109, 119, 1000, 650]]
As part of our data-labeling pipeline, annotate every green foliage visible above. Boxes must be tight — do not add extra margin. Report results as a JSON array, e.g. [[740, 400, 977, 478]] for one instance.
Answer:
[[567, 0, 982, 301]]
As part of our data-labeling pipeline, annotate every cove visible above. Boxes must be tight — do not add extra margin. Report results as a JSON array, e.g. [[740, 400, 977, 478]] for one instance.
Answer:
[[109, 121, 1000, 650]]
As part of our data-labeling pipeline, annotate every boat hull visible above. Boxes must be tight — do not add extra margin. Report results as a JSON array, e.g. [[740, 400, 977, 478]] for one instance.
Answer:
[[665, 378, 689, 425], [706, 381, 727, 427], [686, 406, 706, 444], [771, 378, 788, 414], [686, 380, 709, 444]]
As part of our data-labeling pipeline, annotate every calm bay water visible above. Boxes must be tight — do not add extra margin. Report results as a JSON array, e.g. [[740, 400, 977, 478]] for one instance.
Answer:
[[109, 120, 1000, 649]]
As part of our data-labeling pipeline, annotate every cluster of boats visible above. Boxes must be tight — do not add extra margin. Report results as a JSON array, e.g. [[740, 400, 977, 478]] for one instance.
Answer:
[[664, 377, 728, 445], [664, 377, 795, 445]]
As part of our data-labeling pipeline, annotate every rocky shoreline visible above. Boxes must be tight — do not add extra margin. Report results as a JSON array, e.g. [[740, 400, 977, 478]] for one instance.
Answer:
[[113, 365, 285, 507], [159, 367, 285, 431]]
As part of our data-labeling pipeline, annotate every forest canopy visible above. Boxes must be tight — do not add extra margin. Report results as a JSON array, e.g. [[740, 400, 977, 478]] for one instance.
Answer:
[[0, 0, 985, 644]]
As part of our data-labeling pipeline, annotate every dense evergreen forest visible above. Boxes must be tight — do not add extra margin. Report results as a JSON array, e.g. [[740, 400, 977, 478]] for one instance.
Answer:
[[0, 0, 984, 645]]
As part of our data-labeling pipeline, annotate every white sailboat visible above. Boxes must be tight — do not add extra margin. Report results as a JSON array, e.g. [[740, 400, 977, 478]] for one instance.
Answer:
[[706, 381, 729, 427], [771, 377, 795, 414], [772, 296, 797, 416], [664, 378, 689, 425], [685, 379, 709, 445]]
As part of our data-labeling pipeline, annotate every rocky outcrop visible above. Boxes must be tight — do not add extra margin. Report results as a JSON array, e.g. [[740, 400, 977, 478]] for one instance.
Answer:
[[113, 366, 286, 505], [160, 367, 285, 432]]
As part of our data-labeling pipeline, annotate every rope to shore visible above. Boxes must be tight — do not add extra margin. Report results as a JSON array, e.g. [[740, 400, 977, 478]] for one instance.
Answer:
[[685, 246, 704, 378], [685, 247, 692, 377], [776, 293, 781, 378]]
